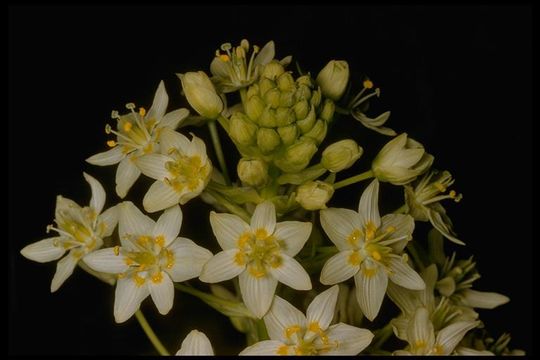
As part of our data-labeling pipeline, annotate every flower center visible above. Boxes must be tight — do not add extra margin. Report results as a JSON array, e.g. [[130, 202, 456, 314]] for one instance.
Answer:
[[105, 105, 158, 155], [48, 206, 101, 254], [165, 152, 211, 193], [284, 322, 338, 355], [235, 229, 284, 278]]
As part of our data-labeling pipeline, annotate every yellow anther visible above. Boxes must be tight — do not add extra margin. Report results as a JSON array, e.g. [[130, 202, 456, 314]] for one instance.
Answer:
[[268, 254, 282, 268], [237, 233, 251, 248], [385, 226, 396, 233], [433, 344, 444, 355], [285, 325, 301, 339], [372, 250, 382, 261], [415, 340, 426, 349], [449, 190, 457, 198], [365, 222, 377, 241], [435, 182, 447, 192], [347, 229, 362, 246], [308, 322, 321, 333], [123, 122, 133, 132], [133, 273, 146, 287], [348, 251, 362, 266], [113, 246, 120, 256], [143, 142, 154, 154], [139, 107, 146, 117], [107, 140, 117, 147], [155, 235, 165, 247], [248, 265, 266, 278], [165, 249, 175, 269], [277, 345, 289, 355], [151, 271, 163, 284], [255, 228, 268, 240], [117, 273, 126, 279], [138, 236, 151, 244], [219, 54, 230, 62], [125, 258, 134, 265], [362, 266, 377, 278], [363, 79, 374, 89], [234, 251, 246, 266]]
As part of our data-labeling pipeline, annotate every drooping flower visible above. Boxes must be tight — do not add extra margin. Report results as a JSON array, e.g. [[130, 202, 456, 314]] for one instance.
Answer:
[[199, 201, 312, 318], [319, 179, 425, 321], [86, 81, 189, 198], [20, 173, 118, 292], [176, 330, 214, 356], [239, 286, 374, 355], [84, 202, 212, 323]]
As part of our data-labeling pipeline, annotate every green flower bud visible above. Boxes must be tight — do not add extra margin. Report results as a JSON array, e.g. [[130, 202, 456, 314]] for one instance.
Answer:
[[274, 138, 317, 173], [310, 88, 322, 108], [259, 107, 277, 127], [297, 104, 316, 133], [237, 158, 269, 187], [259, 78, 276, 96], [295, 180, 334, 210], [257, 128, 281, 154], [296, 84, 312, 100], [261, 61, 285, 80], [277, 125, 297, 146], [303, 119, 327, 144], [275, 107, 295, 127], [321, 139, 363, 172], [229, 113, 258, 145], [294, 99, 310, 120], [277, 72, 295, 91], [245, 95, 265, 122], [279, 90, 296, 107], [246, 84, 260, 99], [178, 71, 223, 119], [320, 99, 335, 122], [264, 88, 281, 109], [296, 75, 313, 87], [316, 60, 350, 101]]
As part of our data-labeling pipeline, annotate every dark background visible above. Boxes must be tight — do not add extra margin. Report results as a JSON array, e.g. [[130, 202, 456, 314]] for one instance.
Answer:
[[9, 5, 532, 355]]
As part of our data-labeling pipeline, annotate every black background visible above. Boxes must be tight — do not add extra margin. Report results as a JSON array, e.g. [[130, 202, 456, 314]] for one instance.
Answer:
[[9, 5, 532, 356]]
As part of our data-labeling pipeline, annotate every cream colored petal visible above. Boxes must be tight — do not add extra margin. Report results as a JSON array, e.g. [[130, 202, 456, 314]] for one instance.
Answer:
[[407, 307, 435, 350], [160, 108, 189, 130], [186, 135, 208, 161], [86, 146, 124, 166], [159, 127, 191, 155], [306, 285, 339, 330], [114, 276, 150, 323], [20, 237, 65, 263], [143, 181, 181, 213], [83, 172, 106, 215], [391, 316, 409, 341], [320, 208, 362, 251], [153, 205, 182, 246], [210, 56, 229, 78], [176, 330, 214, 355], [148, 272, 174, 315], [320, 250, 359, 285], [115, 157, 141, 198], [199, 249, 246, 283], [428, 209, 465, 245], [388, 255, 425, 290], [264, 295, 306, 343], [379, 214, 415, 253], [435, 320, 479, 355], [459, 289, 510, 309], [98, 205, 119, 237], [387, 282, 418, 315], [268, 255, 311, 290], [166, 237, 213, 282], [254, 40, 275, 66], [273, 221, 312, 257], [135, 153, 171, 181], [119, 201, 155, 240], [394, 148, 424, 168], [209, 211, 250, 250], [82, 248, 129, 274], [358, 179, 381, 228], [50, 252, 79, 292], [239, 340, 287, 356], [354, 263, 388, 321], [147, 80, 168, 121], [239, 271, 278, 318], [323, 323, 374, 355], [250, 201, 276, 234]]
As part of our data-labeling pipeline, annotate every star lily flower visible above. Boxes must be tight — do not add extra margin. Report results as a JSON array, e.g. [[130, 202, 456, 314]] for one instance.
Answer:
[[319, 179, 425, 321], [137, 129, 213, 213], [20, 173, 118, 292], [199, 201, 312, 318], [83, 202, 212, 323], [86, 81, 189, 198], [176, 330, 214, 355], [239, 285, 374, 355]]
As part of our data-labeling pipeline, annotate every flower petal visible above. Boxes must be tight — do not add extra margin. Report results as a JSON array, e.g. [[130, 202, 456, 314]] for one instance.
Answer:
[[268, 254, 311, 290], [407, 307, 435, 351], [239, 271, 278, 318], [135, 153, 171, 181], [83, 172, 106, 215], [86, 146, 124, 166], [119, 201, 155, 240], [199, 249, 246, 283], [306, 285, 339, 330], [115, 157, 142, 198], [20, 237, 65, 263], [254, 40, 275, 66], [176, 330, 214, 355], [379, 214, 415, 253], [323, 323, 374, 355], [459, 289, 510, 309], [98, 205, 119, 237], [320, 208, 362, 251], [114, 276, 149, 323], [435, 320, 479, 355], [428, 208, 465, 245], [250, 201, 276, 234], [388, 255, 425, 290], [160, 108, 189, 130], [239, 340, 287, 356], [166, 237, 213, 282], [159, 127, 191, 155], [147, 80, 168, 121], [386, 282, 419, 315], [320, 250, 359, 285], [273, 221, 312, 257], [50, 252, 79, 292], [358, 179, 381, 228], [354, 263, 388, 321], [209, 211, 250, 250], [82, 248, 129, 274], [143, 181, 181, 213], [153, 205, 182, 246], [186, 135, 209, 163], [264, 295, 307, 343], [148, 271, 174, 315]]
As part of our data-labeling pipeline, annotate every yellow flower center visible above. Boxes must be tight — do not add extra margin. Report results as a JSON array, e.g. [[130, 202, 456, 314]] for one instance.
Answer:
[[281, 322, 338, 355], [235, 229, 285, 278], [166, 153, 211, 193]]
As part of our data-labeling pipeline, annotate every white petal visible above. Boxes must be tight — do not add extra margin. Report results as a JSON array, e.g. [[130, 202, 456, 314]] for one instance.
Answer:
[[143, 181, 181, 213], [239, 340, 287, 356], [407, 307, 435, 350], [323, 323, 374, 355], [354, 264, 388, 321], [268, 255, 311, 290], [82, 248, 128, 274], [273, 221, 312, 257], [119, 201, 155, 240], [159, 127, 191, 155], [459, 289, 510, 309], [160, 108, 189, 130], [436, 320, 479, 355], [199, 249, 246, 283], [115, 157, 142, 198], [379, 214, 415, 253], [428, 209, 465, 245], [306, 285, 339, 330], [20, 237, 65, 263], [239, 271, 278, 318], [210, 211, 250, 250], [153, 205, 182, 246], [147, 80, 168, 121], [50, 253, 79, 292], [166, 237, 213, 282], [210, 56, 230, 78], [358, 179, 381, 228], [176, 330, 214, 355], [250, 201, 276, 234], [186, 135, 209, 162], [394, 148, 424, 168], [135, 153, 171, 181], [320, 208, 362, 251], [98, 205, 119, 237], [86, 146, 124, 166], [320, 250, 359, 285], [83, 172, 106, 215], [386, 282, 418, 315], [254, 40, 275, 66], [114, 276, 149, 323], [391, 316, 409, 341], [388, 255, 425, 290], [264, 295, 306, 343], [148, 272, 174, 315]]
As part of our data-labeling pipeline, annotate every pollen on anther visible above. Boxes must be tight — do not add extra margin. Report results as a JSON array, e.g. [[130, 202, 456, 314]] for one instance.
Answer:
[[107, 140, 117, 147], [363, 79, 374, 89], [139, 107, 146, 117], [219, 54, 230, 62], [113, 246, 120, 256], [123, 122, 133, 132]]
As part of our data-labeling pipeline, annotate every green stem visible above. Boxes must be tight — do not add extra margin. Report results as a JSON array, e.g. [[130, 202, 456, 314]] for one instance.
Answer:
[[208, 120, 231, 185], [135, 310, 170, 356], [393, 204, 408, 214], [406, 242, 425, 271], [205, 189, 251, 222], [333, 170, 374, 190], [372, 323, 394, 349], [239, 88, 248, 108], [335, 105, 350, 115]]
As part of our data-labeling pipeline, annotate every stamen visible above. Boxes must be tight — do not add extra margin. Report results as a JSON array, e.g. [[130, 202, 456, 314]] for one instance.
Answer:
[[219, 54, 230, 62], [139, 107, 146, 117], [107, 140, 117, 147], [363, 79, 374, 89], [111, 110, 120, 119], [371, 250, 382, 261], [113, 246, 120, 256], [125, 103, 136, 110], [123, 122, 133, 132]]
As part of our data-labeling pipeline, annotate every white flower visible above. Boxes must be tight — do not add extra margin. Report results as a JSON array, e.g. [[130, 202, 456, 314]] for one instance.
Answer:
[[20, 173, 118, 292], [138, 130, 213, 213], [295, 181, 334, 210], [319, 179, 425, 321], [239, 285, 374, 355], [176, 330, 214, 356], [199, 201, 312, 318], [86, 81, 189, 198], [83, 202, 212, 323]]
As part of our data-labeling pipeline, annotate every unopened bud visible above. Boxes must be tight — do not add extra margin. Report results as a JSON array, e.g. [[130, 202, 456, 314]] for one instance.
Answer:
[[245, 95, 265, 122], [316, 60, 350, 101], [237, 158, 269, 187], [296, 181, 334, 210], [261, 61, 285, 80], [178, 71, 223, 119], [274, 138, 318, 173], [320, 99, 335, 122], [321, 139, 363, 172], [277, 125, 298, 146], [257, 128, 281, 154], [229, 113, 258, 145]]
